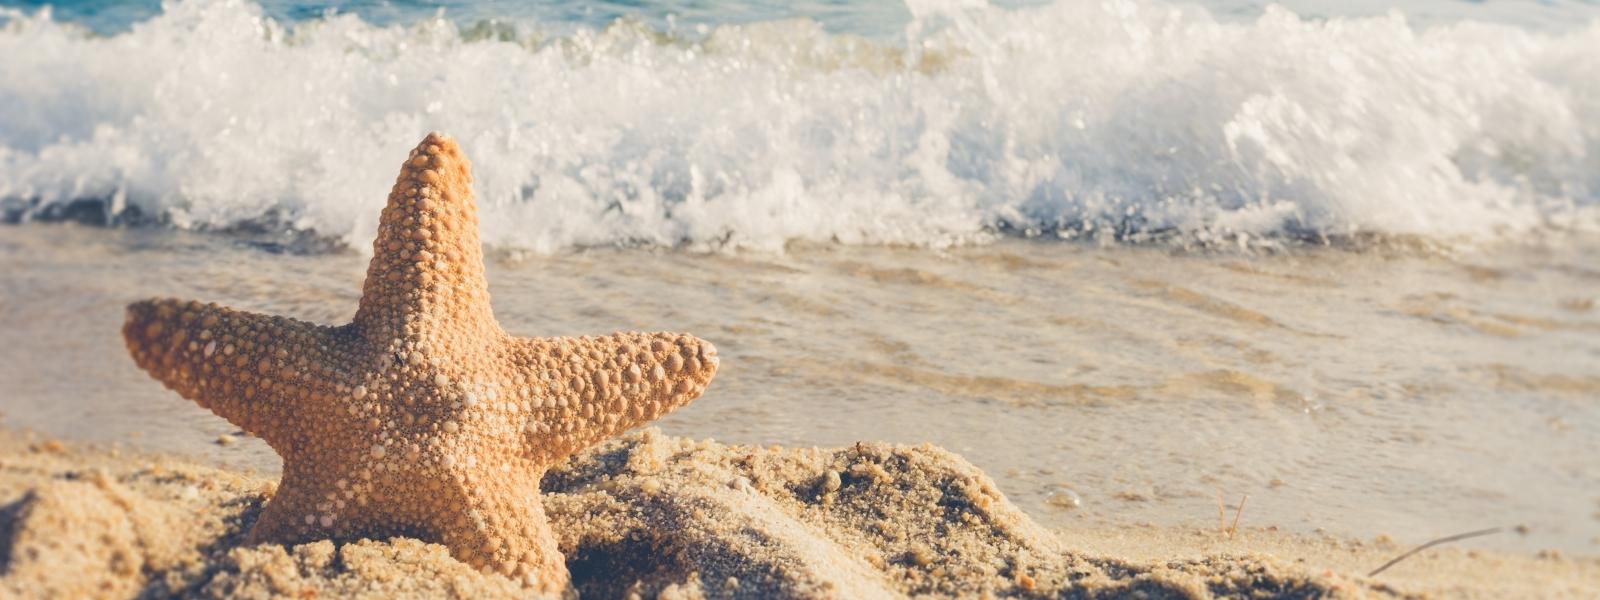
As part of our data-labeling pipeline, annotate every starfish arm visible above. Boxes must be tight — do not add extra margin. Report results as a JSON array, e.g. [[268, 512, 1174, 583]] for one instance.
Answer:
[[353, 133, 499, 344], [505, 332, 718, 464], [246, 460, 350, 546], [438, 472, 569, 591], [123, 298, 347, 447]]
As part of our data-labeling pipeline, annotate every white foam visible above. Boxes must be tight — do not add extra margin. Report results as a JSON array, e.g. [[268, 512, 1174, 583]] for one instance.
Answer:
[[2, 0, 1598, 251]]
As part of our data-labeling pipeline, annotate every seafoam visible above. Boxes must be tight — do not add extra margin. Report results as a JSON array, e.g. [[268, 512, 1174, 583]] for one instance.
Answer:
[[1, 0, 1597, 251]]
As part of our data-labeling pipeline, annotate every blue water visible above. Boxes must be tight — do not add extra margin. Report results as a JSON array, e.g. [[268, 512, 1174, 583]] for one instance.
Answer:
[[8, 0, 1599, 36], [10, 0, 938, 36]]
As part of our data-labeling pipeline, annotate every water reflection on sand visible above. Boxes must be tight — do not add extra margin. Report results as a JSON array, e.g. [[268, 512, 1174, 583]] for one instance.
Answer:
[[1, 223, 1596, 554]]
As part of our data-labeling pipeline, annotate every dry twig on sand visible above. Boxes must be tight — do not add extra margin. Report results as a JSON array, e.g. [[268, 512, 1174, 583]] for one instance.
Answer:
[[1215, 490, 1248, 539], [1367, 528, 1502, 577], [1228, 495, 1248, 538]]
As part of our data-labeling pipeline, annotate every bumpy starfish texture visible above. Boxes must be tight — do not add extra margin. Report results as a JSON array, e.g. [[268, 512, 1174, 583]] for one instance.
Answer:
[[121, 133, 719, 591]]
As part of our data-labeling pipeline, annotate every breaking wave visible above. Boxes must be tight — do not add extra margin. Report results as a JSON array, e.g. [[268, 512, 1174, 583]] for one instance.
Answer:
[[2, 0, 1598, 251]]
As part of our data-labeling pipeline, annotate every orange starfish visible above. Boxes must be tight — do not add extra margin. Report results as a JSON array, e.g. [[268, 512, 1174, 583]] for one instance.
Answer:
[[122, 133, 719, 591]]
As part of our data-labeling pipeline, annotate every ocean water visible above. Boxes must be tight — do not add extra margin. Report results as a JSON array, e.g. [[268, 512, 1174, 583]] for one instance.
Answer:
[[2, 0, 1599, 250], [1, 0, 1599, 559]]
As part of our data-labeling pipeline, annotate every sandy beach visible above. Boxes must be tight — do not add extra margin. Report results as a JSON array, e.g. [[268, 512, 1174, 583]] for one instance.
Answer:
[[6, 224, 1597, 561], [5, 0, 1600, 597], [5, 429, 1594, 599], [3, 220, 1598, 597]]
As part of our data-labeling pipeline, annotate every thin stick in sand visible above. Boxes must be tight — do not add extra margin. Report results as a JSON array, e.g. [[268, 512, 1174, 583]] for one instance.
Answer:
[[1228, 494, 1248, 538], [1215, 490, 1247, 539], [1367, 527, 1502, 577]]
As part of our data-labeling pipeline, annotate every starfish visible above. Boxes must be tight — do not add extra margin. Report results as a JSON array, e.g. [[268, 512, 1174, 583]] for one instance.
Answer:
[[121, 132, 719, 591]]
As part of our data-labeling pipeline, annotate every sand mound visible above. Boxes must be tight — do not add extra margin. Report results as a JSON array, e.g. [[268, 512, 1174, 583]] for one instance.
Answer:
[[543, 430, 1378, 599], [0, 430, 1390, 599], [1, 475, 192, 597]]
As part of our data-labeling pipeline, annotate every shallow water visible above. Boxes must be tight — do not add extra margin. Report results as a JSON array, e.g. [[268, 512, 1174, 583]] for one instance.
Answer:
[[2, 223, 1595, 555]]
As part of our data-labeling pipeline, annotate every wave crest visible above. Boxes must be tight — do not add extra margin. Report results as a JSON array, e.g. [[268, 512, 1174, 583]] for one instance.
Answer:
[[2, 0, 1598, 251]]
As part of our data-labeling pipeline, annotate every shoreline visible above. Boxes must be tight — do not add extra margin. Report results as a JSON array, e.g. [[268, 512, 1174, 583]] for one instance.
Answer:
[[5, 223, 1598, 561], [3, 428, 1593, 599]]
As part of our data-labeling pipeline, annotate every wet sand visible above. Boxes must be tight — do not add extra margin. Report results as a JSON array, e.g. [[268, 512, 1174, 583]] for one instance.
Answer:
[[3, 225, 1597, 556], [2, 429, 1595, 599]]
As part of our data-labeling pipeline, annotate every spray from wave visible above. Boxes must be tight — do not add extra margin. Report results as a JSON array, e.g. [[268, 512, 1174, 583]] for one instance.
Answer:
[[2, 0, 1597, 251]]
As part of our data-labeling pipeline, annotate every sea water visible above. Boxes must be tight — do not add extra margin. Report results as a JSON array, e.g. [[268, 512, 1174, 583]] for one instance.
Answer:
[[1, 0, 1598, 555], [3, 0, 1599, 249]]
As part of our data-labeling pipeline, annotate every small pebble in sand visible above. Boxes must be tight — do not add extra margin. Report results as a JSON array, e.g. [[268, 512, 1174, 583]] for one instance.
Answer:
[[1016, 573, 1036, 591], [821, 470, 842, 493]]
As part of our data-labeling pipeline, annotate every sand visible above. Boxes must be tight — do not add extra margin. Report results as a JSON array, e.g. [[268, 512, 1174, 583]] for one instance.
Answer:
[[1, 430, 1593, 599]]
